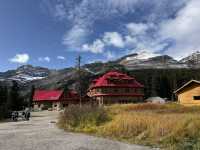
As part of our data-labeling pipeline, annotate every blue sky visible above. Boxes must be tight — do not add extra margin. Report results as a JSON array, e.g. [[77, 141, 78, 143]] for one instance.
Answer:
[[0, 0, 200, 71]]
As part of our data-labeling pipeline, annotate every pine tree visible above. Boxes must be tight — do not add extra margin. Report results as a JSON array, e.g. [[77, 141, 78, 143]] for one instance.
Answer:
[[9, 81, 24, 111], [0, 85, 9, 119], [0, 86, 8, 105], [29, 85, 35, 108]]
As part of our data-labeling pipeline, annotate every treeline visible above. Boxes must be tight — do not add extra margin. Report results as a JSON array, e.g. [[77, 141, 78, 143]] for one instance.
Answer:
[[128, 69, 200, 100], [79, 68, 200, 100], [0, 81, 28, 120]]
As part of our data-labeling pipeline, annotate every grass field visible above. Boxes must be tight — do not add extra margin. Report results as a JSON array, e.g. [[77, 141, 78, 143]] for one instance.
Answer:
[[58, 103, 200, 150]]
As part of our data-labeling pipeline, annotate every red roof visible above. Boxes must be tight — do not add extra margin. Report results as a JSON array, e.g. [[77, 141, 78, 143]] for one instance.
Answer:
[[33, 90, 63, 102], [90, 71, 144, 89]]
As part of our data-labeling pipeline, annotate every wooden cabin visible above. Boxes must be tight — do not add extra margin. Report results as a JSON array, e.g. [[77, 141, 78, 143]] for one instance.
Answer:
[[174, 80, 200, 106], [33, 90, 81, 111], [87, 71, 144, 105]]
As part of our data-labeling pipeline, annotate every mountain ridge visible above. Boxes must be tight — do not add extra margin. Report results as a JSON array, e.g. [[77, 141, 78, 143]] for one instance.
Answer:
[[1, 51, 200, 84], [1, 51, 200, 100]]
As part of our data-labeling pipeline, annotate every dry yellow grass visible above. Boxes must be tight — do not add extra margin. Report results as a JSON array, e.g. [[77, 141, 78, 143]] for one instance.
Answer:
[[59, 103, 200, 149]]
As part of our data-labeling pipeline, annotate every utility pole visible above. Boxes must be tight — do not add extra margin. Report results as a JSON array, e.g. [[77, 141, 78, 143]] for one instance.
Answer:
[[76, 55, 82, 107]]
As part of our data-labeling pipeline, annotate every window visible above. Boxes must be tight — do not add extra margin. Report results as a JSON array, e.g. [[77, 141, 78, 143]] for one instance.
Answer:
[[135, 88, 138, 93], [114, 89, 119, 93], [103, 88, 108, 93], [63, 104, 68, 107], [194, 96, 200, 100], [125, 88, 130, 93]]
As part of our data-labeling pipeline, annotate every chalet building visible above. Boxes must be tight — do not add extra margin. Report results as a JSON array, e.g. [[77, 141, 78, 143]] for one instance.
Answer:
[[87, 71, 144, 105], [174, 80, 200, 106], [33, 90, 81, 111]]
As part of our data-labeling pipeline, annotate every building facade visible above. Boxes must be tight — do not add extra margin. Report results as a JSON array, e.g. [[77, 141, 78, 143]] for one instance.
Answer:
[[87, 71, 144, 105], [33, 90, 80, 111], [174, 80, 200, 106]]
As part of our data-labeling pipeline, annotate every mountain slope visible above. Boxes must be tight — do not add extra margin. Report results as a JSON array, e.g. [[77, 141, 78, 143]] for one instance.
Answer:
[[0, 52, 199, 85], [1, 51, 200, 100], [0, 65, 52, 83], [180, 51, 200, 67], [1, 51, 200, 84], [118, 53, 188, 70]]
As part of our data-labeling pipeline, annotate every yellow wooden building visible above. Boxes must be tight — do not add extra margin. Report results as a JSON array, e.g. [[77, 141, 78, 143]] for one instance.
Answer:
[[174, 80, 200, 106]]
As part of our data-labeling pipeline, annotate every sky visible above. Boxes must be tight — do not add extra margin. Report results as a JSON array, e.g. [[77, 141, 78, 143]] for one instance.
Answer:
[[0, 0, 200, 71]]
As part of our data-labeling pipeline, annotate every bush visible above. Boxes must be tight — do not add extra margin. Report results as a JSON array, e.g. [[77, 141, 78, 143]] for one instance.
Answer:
[[58, 105, 110, 133]]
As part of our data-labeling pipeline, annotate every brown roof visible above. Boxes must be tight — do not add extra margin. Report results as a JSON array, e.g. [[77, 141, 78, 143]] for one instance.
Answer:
[[174, 80, 200, 94]]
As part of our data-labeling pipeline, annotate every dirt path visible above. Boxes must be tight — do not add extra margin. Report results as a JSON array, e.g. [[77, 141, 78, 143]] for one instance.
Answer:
[[0, 111, 156, 150]]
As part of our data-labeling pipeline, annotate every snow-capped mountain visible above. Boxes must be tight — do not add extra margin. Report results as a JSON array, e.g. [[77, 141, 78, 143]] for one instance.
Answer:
[[0, 65, 51, 83], [118, 51, 188, 70], [1, 51, 200, 84], [180, 51, 200, 66], [126, 51, 159, 60]]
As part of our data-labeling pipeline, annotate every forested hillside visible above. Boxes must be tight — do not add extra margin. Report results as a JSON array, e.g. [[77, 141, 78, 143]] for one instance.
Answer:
[[128, 69, 200, 99]]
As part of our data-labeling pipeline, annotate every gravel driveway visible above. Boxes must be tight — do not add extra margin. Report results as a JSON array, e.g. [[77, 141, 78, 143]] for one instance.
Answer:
[[0, 111, 155, 150]]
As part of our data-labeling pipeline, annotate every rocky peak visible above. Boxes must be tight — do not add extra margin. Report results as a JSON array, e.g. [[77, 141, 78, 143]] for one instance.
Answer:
[[180, 51, 200, 65]]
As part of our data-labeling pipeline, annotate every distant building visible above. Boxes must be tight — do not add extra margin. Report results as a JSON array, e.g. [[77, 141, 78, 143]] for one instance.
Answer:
[[33, 90, 80, 110], [174, 80, 200, 106], [87, 71, 144, 105]]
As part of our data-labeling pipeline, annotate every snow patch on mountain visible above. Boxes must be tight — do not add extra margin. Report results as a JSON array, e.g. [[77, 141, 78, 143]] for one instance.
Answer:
[[119, 52, 188, 70], [180, 51, 200, 64], [1, 65, 50, 83], [126, 51, 160, 61], [9, 74, 45, 83]]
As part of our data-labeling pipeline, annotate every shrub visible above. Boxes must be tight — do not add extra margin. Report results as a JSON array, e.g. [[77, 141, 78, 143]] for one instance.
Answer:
[[58, 105, 110, 133]]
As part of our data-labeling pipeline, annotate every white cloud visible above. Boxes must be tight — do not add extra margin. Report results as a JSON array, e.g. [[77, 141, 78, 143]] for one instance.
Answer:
[[104, 51, 116, 60], [9, 53, 29, 64], [54, 4, 67, 20], [82, 39, 105, 53], [82, 21, 168, 57], [126, 23, 149, 35], [38, 56, 50, 62], [57, 56, 66, 60], [103, 32, 124, 48], [124, 35, 138, 46], [44, 0, 189, 58], [160, 0, 200, 59], [50, 0, 141, 49], [81, 32, 125, 54], [62, 25, 88, 48]]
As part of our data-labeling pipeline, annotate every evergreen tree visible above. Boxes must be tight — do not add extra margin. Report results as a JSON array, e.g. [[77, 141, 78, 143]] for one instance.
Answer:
[[0, 86, 8, 105], [9, 81, 24, 111], [29, 85, 35, 108], [0, 85, 9, 119]]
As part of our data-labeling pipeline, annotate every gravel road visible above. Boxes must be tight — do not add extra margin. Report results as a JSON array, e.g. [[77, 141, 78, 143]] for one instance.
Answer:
[[0, 111, 155, 150]]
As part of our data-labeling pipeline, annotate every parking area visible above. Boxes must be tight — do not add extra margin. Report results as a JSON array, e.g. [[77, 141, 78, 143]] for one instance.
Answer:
[[0, 111, 153, 150]]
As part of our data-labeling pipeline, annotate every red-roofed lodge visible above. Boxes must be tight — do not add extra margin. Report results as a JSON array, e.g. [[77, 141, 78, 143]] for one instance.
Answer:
[[87, 71, 144, 105], [33, 90, 82, 111]]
